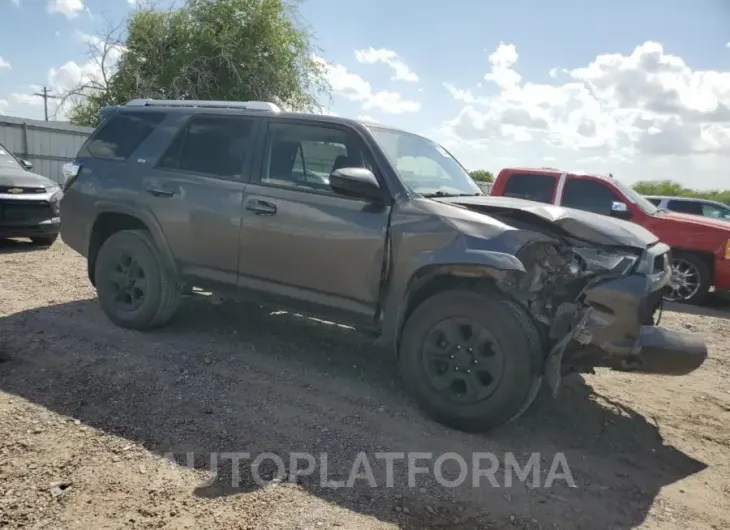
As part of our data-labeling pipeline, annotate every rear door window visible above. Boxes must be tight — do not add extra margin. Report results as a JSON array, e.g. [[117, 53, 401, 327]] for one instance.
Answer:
[[158, 115, 257, 179], [86, 111, 166, 161], [667, 200, 703, 215], [502, 173, 556, 203]]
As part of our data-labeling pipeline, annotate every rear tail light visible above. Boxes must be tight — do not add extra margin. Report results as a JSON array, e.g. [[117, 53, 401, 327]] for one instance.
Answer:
[[724, 239, 730, 260], [61, 162, 81, 191]]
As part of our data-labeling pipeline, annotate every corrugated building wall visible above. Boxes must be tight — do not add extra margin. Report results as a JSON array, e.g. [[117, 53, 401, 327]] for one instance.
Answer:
[[0, 116, 93, 184]]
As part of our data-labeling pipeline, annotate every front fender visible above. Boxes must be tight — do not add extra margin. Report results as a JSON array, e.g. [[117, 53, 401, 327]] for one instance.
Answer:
[[379, 250, 526, 348]]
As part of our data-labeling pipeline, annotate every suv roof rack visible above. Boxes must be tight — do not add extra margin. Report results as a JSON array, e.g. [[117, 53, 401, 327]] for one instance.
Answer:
[[124, 99, 282, 112]]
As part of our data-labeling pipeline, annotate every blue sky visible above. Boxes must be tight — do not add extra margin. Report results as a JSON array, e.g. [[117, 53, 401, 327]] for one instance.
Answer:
[[2, 0, 730, 188]]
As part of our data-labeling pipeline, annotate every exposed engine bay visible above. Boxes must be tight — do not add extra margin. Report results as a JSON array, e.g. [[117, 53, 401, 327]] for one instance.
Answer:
[[500, 238, 654, 396], [506, 240, 640, 329], [414, 196, 706, 396]]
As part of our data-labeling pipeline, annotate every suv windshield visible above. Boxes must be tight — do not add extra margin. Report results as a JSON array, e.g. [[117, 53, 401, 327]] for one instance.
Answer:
[[613, 178, 658, 215], [0, 142, 23, 171], [368, 126, 483, 197]]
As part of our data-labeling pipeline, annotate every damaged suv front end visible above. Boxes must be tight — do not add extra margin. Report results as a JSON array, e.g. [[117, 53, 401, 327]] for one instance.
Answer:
[[433, 196, 708, 397]]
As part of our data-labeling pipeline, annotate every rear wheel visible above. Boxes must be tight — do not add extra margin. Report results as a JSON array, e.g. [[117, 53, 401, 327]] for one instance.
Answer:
[[664, 253, 711, 305], [398, 289, 544, 433], [31, 235, 58, 246], [94, 229, 181, 330]]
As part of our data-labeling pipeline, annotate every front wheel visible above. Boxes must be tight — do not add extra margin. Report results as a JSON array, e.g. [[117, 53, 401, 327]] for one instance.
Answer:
[[94, 229, 181, 330], [664, 253, 711, 305], [398, 289, 544, 433]]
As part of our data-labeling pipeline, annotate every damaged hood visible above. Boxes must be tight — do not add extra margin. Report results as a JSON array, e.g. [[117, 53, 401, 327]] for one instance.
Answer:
[[434, 195, 660, 249]]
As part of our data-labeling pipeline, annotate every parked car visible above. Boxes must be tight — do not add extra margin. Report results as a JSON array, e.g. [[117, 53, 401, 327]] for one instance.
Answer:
[[645, 196, 730, 221], [490, 168, 730, 304], [0, 141, 62, 245], [59, 100, 706, 433]]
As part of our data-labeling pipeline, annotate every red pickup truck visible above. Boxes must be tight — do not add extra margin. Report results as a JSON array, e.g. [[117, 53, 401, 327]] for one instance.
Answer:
[[490, 168, 730, 303]]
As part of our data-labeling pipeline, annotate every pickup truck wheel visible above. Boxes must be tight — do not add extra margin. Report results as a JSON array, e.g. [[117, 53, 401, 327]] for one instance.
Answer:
[[94, 229, 181, 330], [664, 254, 711, 304], [399, 289, 543, 433]]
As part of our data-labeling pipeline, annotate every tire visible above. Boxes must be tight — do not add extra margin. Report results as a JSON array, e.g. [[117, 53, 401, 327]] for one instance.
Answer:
[[398, 289, 544, 433], [94, 229, 181, 330], [664, 253, 711, 305], [31, 235, 58, 246]]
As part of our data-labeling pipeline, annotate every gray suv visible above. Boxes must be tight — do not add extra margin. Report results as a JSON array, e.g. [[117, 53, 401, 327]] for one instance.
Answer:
[[60, 99, 706, 433]]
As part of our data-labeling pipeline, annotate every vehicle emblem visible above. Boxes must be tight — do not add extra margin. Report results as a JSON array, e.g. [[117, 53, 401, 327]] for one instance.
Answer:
[[7, 188, 23, 194]]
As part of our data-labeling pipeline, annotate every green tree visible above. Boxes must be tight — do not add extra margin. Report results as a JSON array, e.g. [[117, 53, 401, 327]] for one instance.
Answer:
[[632, 180, 730, 205], [469, 170, 494, 182], [63, 0, 329, 127]]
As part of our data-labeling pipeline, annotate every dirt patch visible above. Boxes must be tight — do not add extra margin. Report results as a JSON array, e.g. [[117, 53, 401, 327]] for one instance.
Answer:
[[1, 239, 729, 529]]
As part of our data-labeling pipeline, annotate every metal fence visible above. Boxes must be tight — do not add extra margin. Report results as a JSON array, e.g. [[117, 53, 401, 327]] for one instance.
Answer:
[[0, 116, 93, 184]]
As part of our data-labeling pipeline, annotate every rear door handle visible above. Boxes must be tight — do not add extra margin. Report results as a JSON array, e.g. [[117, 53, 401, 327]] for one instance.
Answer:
[[146, 185, 175, 197], [245, 200, 277, 215]]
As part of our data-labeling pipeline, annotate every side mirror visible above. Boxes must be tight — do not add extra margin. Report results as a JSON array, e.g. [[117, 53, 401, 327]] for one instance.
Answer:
[[610, 201, 632, 220], [329, 167, 384, 201], [20, 159, 33, 170]]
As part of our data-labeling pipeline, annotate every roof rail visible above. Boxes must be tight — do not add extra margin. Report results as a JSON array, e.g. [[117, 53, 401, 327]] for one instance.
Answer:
[[124, 99, 281, 112]]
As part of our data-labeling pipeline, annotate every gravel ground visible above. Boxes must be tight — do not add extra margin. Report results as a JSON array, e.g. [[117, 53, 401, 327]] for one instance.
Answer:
[[1, 239, 729, 530]]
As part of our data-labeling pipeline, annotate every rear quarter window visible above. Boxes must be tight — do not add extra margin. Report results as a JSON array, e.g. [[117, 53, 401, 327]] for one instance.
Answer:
[[85, 111, 166, 161], [502, 172, 556, 203]]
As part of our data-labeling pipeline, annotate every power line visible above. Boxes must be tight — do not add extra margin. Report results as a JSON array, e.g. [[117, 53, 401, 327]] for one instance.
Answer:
[[32, 86, 58, 121]]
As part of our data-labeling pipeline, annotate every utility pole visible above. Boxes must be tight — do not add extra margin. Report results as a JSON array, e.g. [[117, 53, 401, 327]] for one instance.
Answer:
[[33, 86, 57, 121]]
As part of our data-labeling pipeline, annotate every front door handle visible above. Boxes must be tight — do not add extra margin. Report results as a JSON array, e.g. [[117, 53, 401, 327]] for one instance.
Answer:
[[146, 185, 175, 197], [245, 200, 277, 215]]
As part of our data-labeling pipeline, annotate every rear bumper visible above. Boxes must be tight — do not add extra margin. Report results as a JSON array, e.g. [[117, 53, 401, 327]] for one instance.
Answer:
[[564, 242, 707, 376]]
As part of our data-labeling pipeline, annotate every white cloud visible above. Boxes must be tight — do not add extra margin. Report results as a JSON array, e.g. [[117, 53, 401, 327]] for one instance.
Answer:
[[484, 43, 521, 90], [0, 98, 9, 114], [354, 47, 419, 82], [0, 57, 10, 69], [442, 41, 730, 176], [10, 0, 20, 6], [47, 0, 85, 20], [9, 93, 42, 106], [356, 115, 380, 123], [5, 31, 127, 120], [313, 55, 420, 114]]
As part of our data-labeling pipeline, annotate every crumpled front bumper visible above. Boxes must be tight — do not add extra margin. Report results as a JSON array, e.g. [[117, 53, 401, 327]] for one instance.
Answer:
[[561, 242, 708, 377]]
